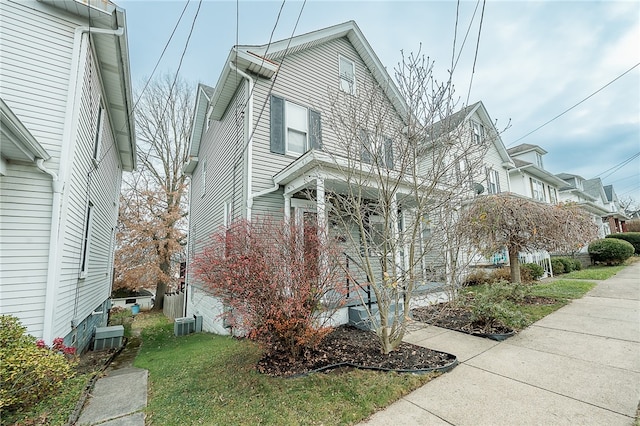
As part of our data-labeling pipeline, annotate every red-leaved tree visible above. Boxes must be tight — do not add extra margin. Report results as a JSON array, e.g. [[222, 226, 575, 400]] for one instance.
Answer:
[[192, 218, 351, 357]]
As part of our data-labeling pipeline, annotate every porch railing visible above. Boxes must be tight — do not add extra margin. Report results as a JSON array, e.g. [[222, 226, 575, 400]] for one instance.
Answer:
[[344, 252, 373, 309]]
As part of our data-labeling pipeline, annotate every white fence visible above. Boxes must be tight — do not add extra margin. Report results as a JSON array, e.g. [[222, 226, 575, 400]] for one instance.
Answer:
[[518, 250, 553, 278]]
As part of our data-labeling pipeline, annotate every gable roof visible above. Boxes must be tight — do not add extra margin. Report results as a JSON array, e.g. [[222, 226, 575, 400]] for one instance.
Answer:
[[186, 84, 215, 163], [507, 143, 548, 156], [426, 101, 514, 167], [583, 178, 608, 203], [39, 0, 137, 171], [209, 20, 406, 122]]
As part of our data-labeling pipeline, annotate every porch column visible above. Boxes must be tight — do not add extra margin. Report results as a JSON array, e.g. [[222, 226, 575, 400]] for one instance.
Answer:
[[284, 194, 291, 222], [316, 178, 326, 234]]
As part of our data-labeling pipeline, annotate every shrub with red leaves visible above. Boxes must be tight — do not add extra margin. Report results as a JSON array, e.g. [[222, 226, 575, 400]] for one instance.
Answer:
[[192, 218, 351, 357]]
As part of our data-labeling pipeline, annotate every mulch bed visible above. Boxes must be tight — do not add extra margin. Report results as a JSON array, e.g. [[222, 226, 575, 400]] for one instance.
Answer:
[[412, 295, 558, 336], [256, 325, 456, 378]]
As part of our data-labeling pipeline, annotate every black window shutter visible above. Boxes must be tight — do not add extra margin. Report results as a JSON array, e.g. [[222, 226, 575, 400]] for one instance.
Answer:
[[270, 95, 285, 154], [384, 137, 394, 169], [360, 130, 371, 164], [308, 109, 322, 150]]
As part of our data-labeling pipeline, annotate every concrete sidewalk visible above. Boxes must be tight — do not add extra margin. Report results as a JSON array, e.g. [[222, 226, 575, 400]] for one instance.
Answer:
[[361, 262, 640, 426], [76, 334, 147, 425]]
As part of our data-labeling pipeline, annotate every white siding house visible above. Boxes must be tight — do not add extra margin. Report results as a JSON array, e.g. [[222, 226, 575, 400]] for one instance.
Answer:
[[0, 0, 135, 351], [185, 21, 417, 334]]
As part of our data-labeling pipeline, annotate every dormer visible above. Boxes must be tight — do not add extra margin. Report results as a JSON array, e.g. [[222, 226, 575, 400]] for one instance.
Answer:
[[507, 143, 548, 170]]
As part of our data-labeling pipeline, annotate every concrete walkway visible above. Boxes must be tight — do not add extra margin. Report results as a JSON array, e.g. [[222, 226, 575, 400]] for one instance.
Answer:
[[361, 263, 640, 426], [77, 334, 147, 425]]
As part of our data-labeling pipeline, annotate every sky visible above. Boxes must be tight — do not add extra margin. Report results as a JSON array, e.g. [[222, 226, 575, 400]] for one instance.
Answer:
[[118, 0, 640, 205]]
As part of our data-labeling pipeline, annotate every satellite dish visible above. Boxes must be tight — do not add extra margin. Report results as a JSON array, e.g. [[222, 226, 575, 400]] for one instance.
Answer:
[[473, 183, 485, 195]]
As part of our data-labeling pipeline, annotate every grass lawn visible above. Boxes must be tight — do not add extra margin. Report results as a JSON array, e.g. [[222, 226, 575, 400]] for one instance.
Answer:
[[1, 373, 92, 426], [134, 315, 436, 425], [562, 265, 626, 280]]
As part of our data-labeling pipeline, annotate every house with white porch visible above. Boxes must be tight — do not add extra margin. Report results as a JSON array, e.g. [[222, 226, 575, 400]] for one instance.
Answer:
[[557, 173, 612, 239], [185, 21, 473, 334], [0, 0, 136, 351]]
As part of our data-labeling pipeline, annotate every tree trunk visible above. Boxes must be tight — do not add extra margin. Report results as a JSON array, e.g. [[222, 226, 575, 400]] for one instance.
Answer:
[[508, 245, 521, 284], [152, 281, 167, 311]]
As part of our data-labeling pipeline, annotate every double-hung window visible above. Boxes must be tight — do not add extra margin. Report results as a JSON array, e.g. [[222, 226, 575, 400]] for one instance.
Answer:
[[487, 168, 501, 194], [270, 95, 321, 156], [536, 152, 544, 168], [339, 56, 356, 95], [530, 178, 545, 202], [359, 130, 394, 169], [472, 121, 484, 144], [548, 186, 558, 204]]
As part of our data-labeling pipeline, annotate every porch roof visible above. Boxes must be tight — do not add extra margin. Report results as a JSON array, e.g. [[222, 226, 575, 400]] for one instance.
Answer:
[[273, 149, 415, 198]]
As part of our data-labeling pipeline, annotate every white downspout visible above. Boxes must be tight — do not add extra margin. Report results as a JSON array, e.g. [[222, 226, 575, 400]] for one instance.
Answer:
[[41, 24, 124, 344], [229, 62, 255, 220]]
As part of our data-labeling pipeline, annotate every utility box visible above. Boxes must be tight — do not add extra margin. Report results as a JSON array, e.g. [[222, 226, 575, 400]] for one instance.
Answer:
[[194, 315, 203, 333], [93, 325, 124, 350], [174, 317, 195, 336]]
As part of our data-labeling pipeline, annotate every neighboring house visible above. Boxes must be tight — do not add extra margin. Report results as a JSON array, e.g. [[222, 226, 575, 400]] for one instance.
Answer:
[[507, 144, 566, 205], [423, 101, 514, 196], [185, 21, 421, 334], [0, 0, 135, 351], [557, 173, 612, 238], [419, 101, 515, 269], [603, 184, 630, 233]]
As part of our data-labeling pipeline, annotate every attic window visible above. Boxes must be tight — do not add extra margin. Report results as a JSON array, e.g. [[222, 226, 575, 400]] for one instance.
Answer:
[[339, 56, 356, 95], [536, 152, 544, 168], [472, 122, 484, 144]]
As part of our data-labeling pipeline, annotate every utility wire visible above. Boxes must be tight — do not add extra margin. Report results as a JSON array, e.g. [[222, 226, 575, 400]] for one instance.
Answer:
[[597, 151, 640, 180], [465, 0, 485, 105], [508, 62, 640, 146]]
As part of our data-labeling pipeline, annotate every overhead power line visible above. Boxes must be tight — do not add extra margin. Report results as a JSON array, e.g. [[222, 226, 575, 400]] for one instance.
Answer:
[[508, 62, 640, 146], [596, 151, 640, 180]]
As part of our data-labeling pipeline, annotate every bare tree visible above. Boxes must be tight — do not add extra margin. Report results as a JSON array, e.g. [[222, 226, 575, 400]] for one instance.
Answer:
[[114, 73, 193, 310], [457, 193, 599, 283], [318, 52, 492, 353]]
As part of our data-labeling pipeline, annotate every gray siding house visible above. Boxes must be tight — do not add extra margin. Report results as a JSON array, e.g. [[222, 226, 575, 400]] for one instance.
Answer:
[[0, 0, 135, 351], [184, 21, 416, 334]]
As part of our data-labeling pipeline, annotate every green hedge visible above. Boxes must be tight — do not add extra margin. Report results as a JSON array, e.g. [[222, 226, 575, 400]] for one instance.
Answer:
[[0, 315, 75, 412], [588, 238, 634, 265], [606, 232, 640, 254]]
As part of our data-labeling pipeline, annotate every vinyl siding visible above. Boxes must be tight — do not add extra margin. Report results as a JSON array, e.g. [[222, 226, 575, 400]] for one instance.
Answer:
[[0, 0, 78, 337], [0, 1, 123, 341], [54, 44, 122, 340]]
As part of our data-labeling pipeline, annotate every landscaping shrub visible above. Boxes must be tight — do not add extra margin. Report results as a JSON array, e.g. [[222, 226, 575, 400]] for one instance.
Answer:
[[488, 268, 512, 283], [550, 258, 565, 275], [626, 219, 640, 232], [606, 232, 640, 254], [559, 257, 576, 273], [588, 238, 635, 265], [0, 315, 75, 412], [468, 281, 528, 330], [462, 270, 490, 287], [570, 258, 582, 271], [520, 263, 544, 281], [192, 218, 349, 357]]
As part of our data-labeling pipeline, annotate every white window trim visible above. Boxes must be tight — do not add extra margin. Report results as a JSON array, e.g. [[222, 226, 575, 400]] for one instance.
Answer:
[[223, 199, 232, 228], [339, 55, 356, 95], [488, 169, 500, 194], [285, 101, 309, 156], [531, 178, 545, 202], [471, 121, 485, 144], [93, 103, 105, 166], [79, 202, 94, 279], [201, 158, 207, 198]]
